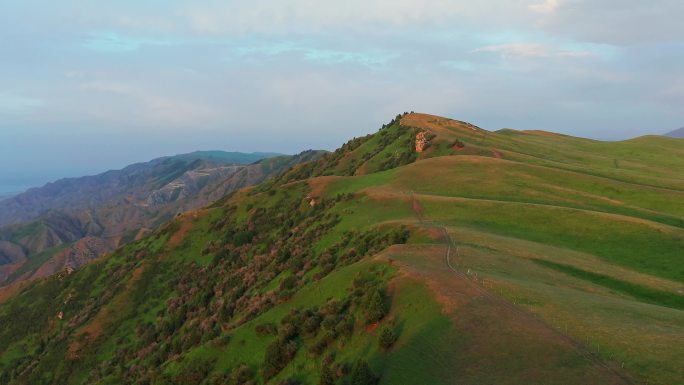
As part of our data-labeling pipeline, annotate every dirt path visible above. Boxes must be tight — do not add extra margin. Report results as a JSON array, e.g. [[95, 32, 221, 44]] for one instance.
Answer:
[[405, 191, 632, 384]]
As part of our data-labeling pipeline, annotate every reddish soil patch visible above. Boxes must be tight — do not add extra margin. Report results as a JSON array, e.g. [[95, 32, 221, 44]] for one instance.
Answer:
[[425, 227, 444, 241], [401, 113, 481, 136], [127, 263, 147, 289], [134, 227, 151, 241], [68, 263, 148, 359], [168, 215, 194, 247], [0, 280, 26, 303], [366, 322, 380, 333], [491, 148, 503, 159], [521, 130, 563, 137], [354, 161, 371, 176], [308, 176, 343, 199]]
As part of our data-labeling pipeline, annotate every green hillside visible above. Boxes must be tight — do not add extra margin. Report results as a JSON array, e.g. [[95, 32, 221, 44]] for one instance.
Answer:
[[0, 113, 682, 385]]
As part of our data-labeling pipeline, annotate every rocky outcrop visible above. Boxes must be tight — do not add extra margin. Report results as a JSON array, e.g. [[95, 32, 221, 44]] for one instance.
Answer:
[[32, 237, 110, 280], [146, 165, 243, 207], [415, 131, 429, 152]]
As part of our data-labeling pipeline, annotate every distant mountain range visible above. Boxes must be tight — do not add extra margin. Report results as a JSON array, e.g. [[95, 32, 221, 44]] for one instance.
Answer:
[[665, 127, 684, 138], [0, 150, 325, 286], [0, 193, 18, 202]]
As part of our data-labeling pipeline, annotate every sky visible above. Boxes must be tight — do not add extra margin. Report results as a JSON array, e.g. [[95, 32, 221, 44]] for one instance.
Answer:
[[1, 0, 683, 193]]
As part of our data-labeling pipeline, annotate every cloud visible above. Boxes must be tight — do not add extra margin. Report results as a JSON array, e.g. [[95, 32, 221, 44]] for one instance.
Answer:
[[473, 43, 591, 59], [1, 0, 683, 174], [0, 92, 44, 114], [529, 0, 560, 14], [474, 43, 549, 58], [533, 0, 684, 45], [83, 31, 181, 53], [227, 40, 397, 68], [183, 1, 471, 34]]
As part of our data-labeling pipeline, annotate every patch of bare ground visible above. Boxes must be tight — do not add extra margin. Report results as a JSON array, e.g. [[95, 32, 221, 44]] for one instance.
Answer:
[[0, 280, 27, 303], [307, 175, 344, 199], [521, 129, 566, 137], [402, 113, 477, 131], [376, 243, 631, 384], [134, 227, 151, 241], [167, 210, 205, 248]]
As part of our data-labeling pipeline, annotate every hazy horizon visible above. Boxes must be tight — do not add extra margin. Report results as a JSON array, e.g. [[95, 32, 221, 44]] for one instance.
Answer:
[[0, 147, 294, 194], [2, 1, 683, 193]]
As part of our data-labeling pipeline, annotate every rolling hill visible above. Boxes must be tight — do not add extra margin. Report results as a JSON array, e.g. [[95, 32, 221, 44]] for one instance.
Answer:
[[0, 150, 324, 287], [0, 113, 682, 385]]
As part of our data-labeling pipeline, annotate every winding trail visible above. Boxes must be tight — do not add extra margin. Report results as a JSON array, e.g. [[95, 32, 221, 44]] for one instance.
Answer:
[[407, 190, 633, 384]]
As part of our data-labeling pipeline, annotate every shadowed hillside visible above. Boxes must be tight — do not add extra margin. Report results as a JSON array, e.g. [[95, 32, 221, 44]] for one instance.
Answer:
[[0, 113, 682, 385], [0, 150, 325, 287]]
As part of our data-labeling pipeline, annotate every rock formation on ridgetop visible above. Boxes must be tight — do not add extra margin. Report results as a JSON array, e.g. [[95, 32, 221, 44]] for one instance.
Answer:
[[415, 131, 429, 152]]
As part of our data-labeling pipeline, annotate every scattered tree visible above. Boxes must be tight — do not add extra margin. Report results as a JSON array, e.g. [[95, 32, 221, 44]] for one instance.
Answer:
[[319, 365, 336, 385], [379, 326, 397, 349], [350, 360, 378, 385], [365, 289, 386, 324]]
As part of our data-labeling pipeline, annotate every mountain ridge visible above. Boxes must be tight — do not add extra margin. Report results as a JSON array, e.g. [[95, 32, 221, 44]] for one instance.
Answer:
[[0, 150, 324, 287], [0, 113, 682, 384], [0, 151, 284, 226]]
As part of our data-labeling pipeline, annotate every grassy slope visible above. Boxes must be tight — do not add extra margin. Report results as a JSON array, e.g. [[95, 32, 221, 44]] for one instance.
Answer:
[[0, 113, 682, 384], [304, 113, 684, 383]]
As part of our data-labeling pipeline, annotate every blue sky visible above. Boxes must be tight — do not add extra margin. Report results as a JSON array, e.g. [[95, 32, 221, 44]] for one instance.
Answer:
[[1, 0, 683, 193]]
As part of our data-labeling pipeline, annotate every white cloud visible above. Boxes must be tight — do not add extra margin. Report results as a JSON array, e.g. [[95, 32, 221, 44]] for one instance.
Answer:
[[474, 43, 549, 58], [83, 31, 181, 53], [179, 0, 529, 34], [1, 0, 682, 144], [0, 92, 44, 114], [533, 0, 684, 45], [556, 50, 592, 58], [530, 0, 560, 14], [473, 43, 591, 59], [226, 41, 397, 68]]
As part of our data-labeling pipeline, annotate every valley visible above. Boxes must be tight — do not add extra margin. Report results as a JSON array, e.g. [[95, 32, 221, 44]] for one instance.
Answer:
[[0, 150, 324, 287]]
